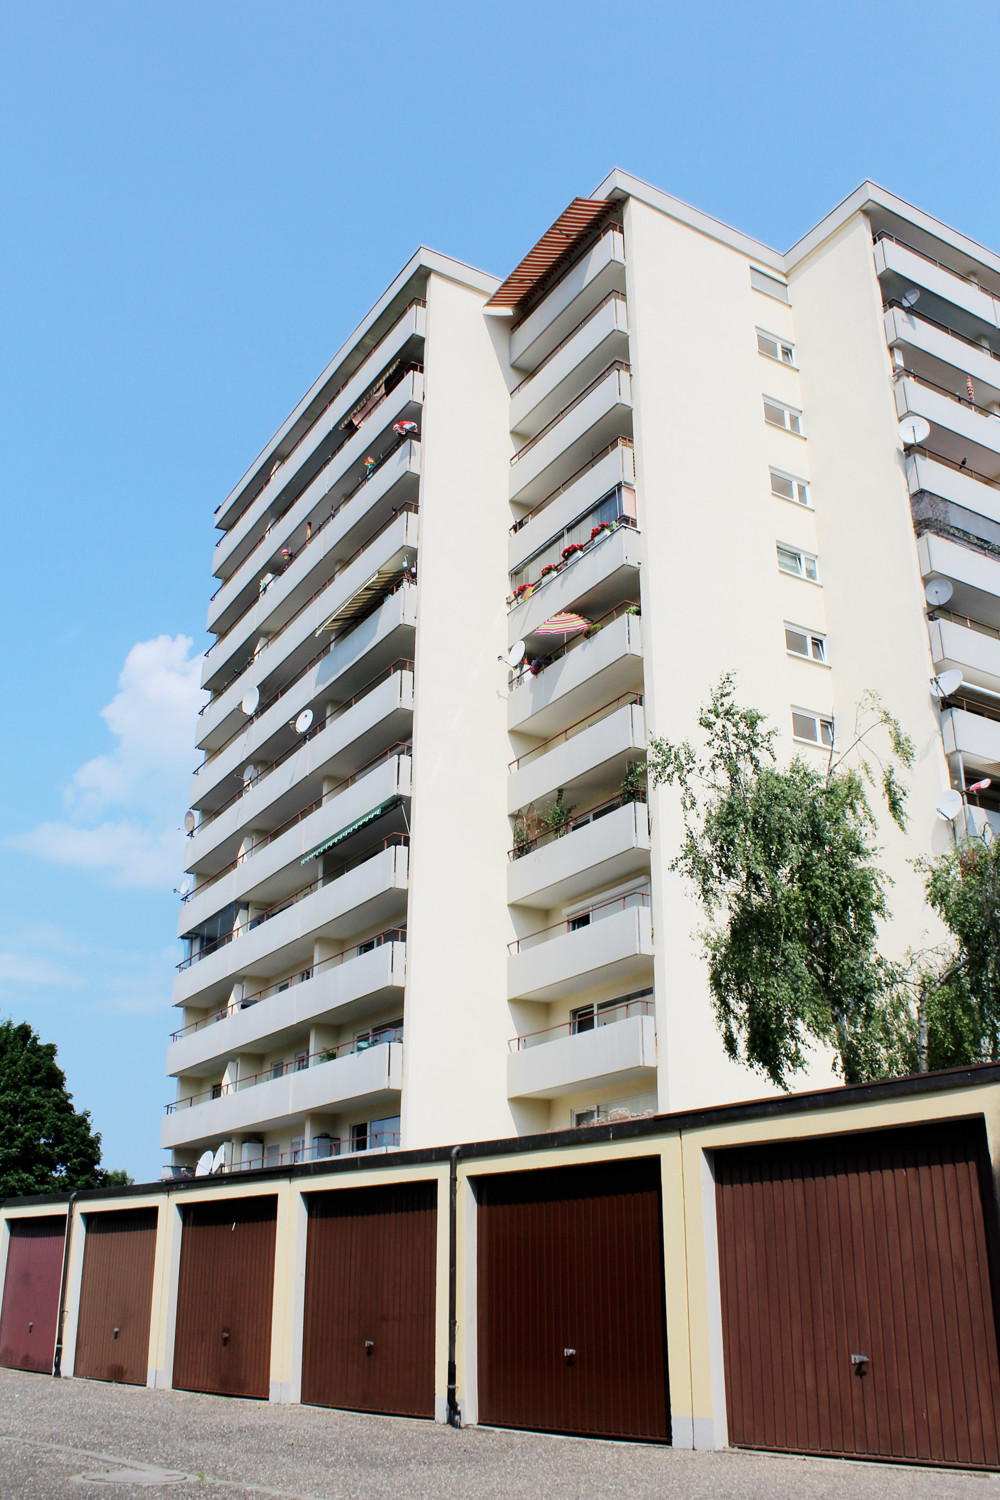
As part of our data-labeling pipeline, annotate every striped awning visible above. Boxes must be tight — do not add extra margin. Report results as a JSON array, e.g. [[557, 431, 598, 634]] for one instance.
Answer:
[[315, 563, 403, 636], [300, 799, 400, 864], [485, 198, 615, 311]]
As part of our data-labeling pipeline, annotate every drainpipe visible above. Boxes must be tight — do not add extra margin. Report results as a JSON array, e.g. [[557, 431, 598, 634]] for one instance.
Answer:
[[446, 1144, 462, 1427], [52, 1191, 79, 1378]]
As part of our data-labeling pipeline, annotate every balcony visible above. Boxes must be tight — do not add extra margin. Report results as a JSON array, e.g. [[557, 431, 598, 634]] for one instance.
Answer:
[[508, 896, 653, 1003], [509, 521, 640, 639], [174, 837, 409, 1012], [509, 697, 645, 814], [202, 500, 419, 697], [906, 450, 1000, 528], [928, 615, 1000, 692], [875, 235, 1000, 336], [940, 701, 1000, 774], [510, 227, 626, 373], [508, 798, 650, 909], [895, 374, 1000, 480], [509, 364, 632, 508], [507, 1006, 656, 1101], [179, 751, 410, 937], [510, 293, 629, 438], [917, 533, 1000, 629], [509, 440, 634, 573], [508, 609, 643, 739], [214, 302, 426, 573], [168, 934, 406, 1077], [162, 1037, 403, 1153], [207, 436, 421, 647], [884, 306, 1000, 405]]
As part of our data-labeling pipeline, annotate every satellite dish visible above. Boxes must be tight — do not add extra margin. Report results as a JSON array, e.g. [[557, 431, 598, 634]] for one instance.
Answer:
[[241, 686, 260, 716], [242, 764, 257, 785], [295, 709, 314, 734], [898, 415, 931, 446], [935, 789, 964, 822], [183, 810, 197, 834], [924, 577, 953, 607], [177, 879, 191, 898], [901, 288, 921, 309], [508, 641, 526, 668], [194, 1150, 214, 1178], [211, 1145, 226, 1174], [929, 668, 963, 699]]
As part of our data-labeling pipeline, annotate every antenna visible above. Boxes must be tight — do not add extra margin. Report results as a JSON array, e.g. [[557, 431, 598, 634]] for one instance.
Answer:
[[294, 709, 314, 734], [898, 415, 931, 446], [935, 789, 964, 822], [901, 288, 921, 309], [929, 668, 963, 699], [924, 577, 953, 607], [241, 686, 260, 716], [183, 811, 197, 834], [508, 640, 526, 668], [242, 764, 257, 785], [194, 1150, 214, 1177], [211, 1144, 226, 1174]]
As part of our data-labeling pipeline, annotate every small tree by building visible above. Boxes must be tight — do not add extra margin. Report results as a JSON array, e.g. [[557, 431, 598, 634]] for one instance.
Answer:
[[912, 835, 1000, 1070], [0, 1018, 131, 1197]]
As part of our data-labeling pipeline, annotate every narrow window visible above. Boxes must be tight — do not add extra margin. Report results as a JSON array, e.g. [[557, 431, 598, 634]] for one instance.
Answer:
[[792, 709, 834, 745], [750, 266, 790, 303], [785, 625, 826, 662], [777, 544, 819, 582], [764, 397, 803, 435], [757, 329, 795, 364], [770, 468, 810, 505]]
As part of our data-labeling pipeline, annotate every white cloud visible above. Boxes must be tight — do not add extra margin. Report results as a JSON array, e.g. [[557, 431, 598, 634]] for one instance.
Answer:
[[0, 952, 81, 988], [9, 635, 205, 890]]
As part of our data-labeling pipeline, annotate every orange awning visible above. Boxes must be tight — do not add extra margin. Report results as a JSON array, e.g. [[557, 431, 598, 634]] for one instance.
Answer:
[[485, 198, 615, 312]]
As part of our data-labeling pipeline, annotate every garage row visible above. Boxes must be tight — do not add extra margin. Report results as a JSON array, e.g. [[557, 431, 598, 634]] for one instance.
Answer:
[[3, 1069, 1000, 1469]]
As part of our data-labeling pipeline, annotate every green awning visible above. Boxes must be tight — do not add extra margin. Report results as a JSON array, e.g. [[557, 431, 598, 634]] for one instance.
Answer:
[[300, 799, 400, 865]]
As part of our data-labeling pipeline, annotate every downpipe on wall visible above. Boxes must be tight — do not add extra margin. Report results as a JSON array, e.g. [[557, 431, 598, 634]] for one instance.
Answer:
[[447, 1144, 462, 1427]]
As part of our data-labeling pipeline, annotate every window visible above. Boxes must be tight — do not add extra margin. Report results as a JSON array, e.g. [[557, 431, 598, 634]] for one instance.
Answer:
[[270, 1061, 284, 1081], [265, 1143, 280, 1167], [785, 625, 826, 662], [777, 544, 819, 582], [757, 329, 795, 364], [750, 266, 789, 302], [210, 1083, 222, 1100], [792, 709, 834, 746], [764, 397, 802, 435], [295, 1053, 309, 1072], [290, 1136, 304, 1164], [770, 468, 810, 506], [568, 913, 591, 932], [571, 989, 653, 1034]]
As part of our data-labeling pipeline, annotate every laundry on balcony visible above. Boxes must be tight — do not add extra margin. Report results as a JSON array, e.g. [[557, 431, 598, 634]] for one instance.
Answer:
[[392, 419, 419, 438]]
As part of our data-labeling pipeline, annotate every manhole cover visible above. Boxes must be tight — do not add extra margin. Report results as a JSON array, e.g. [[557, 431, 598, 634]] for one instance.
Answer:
[[78, 1471, 192, 1488]]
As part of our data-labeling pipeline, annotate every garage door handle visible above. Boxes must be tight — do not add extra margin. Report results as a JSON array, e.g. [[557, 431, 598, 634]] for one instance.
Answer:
[[28, 1322, 32, 1334], [851, 1353, 869, 1376], [222, 1330, 230, 1346], [365, 1340, 374, 1355], [564, 1348, 576, 1363], [113, 1327, 120, 1341]]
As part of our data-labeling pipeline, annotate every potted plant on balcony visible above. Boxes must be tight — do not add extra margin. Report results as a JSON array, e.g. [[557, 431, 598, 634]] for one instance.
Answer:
[[619, 761, 647, 806], [543, 788, 575, 838]]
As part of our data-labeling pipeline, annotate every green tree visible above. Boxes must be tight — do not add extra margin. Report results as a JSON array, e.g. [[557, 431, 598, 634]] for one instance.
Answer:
[[647, 675, 915, 1089], [0, 1019, 131, 1197]]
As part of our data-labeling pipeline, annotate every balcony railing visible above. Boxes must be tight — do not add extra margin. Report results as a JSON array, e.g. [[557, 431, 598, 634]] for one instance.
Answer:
[[942, 692, 1000, 726], [508, 508, 636, 605], [908, 444, 1000, 493], [509, 292, 628, 398], [885, 300, 1000, 369], [897, 367, 1000, 423], [509, 996, 654, 1051], [508, 892, 650, 954], [509, 361, 630, 468], [165, 1130, 401, 1176], [509, 692, 643, 771], [165, 1029, 403, 1113], [510, 439, 634, 535], [929, 608, 1000, 643], [510, 222, 623, 334], [510, 788, 647, 861], [178, 832, 409, 971], [509, 600, 640, 691], [873, 232, 1000, 306]]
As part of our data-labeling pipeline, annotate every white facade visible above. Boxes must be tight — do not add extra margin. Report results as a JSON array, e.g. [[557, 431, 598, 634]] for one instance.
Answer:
[[163, 173, 1000, 1174]]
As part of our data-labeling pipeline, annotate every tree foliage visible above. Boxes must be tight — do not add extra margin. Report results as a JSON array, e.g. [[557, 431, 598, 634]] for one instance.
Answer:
[[647, 675, 915, 1089], [0, 1019, 130, 1197], [913, 836, 1000, 1068]]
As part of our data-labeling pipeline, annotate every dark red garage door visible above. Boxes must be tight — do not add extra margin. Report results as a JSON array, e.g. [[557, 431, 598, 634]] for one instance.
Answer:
[[301, 1180, 437, 1417], [172, 1196, 276, 1399], [0, 1216, 66, 1374], [715, 1118, 1000, 1468], [477, 1157, 669, 1441], [74, 1208, 158, 1385]]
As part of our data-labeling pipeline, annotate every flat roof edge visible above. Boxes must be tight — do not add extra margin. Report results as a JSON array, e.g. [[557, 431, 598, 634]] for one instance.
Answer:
[[592, 166, 786, 271]]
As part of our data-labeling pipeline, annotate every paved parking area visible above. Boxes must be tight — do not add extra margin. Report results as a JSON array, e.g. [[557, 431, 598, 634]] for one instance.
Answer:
[[0, 1367, 995, 1498]]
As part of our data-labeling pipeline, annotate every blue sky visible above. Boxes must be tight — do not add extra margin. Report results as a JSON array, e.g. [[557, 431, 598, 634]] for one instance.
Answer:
[[1, 1, 997, 1183]]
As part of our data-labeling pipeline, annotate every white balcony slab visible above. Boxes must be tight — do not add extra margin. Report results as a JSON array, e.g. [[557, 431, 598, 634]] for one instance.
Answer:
[[508, 905, 653, 1004], [214, 303, 425, 567], [508, 801, 650, 909], [509, 367, 632, 508], [510, 230, 626, 372], [507, 1014, 656, 1101], [884, 307, 1000, 402], [940, 706, 1000, 773], [895, 376, 1000, 480], [509, 613, 643, 739], [510, 295, 629, 438], [207, 438, 420, 649], [162, 1041, 403, 1151], [168, 940, 406, 1077], [906, 452, 1000, 527], [927, 618, 1000, 692], [917, 533, 1000, 629], [875, 238, 1000, 334], [180, 753, 409, 937], [509, 443, 635, 574], [510, 525, 640, 640], [174, 842, 409, 1011], [509, 702, 645, 814]]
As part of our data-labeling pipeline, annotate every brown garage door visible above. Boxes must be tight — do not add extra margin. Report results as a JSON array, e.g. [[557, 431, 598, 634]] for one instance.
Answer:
[[172, 1196, 277, 1399], [477, 1158, 669, 1441], [0, 1216, 66, 1374], [74, 1208, 158, 1385], [301, 1180, 436, 1417], [715, 1118, 1000, 1468]]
